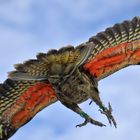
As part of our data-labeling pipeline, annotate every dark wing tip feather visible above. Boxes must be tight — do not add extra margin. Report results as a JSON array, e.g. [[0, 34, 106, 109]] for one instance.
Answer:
[[5, 79, 16, 87], [58, 45, 74, 53], [8, 70, 48, 81], [132, 16, 140, 27], [23, 59, 39, 66], [133, 16, 140, 21], [0, 79, 16, 97], [76, 44, 86, 52], [122, 20, 133, 31], [36, 53, 47, 60], [0, 85, 7, 96], [14, 63, 25, 71], [3, 82, 12, 91], [13, 59, 40, 73], [8, 71, 26, 79], [46, 49, 58, 56], [89, 36, 103, 46]]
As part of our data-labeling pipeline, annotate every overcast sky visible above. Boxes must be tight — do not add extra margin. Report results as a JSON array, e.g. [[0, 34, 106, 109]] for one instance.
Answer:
[[0, 0, 140, 140]]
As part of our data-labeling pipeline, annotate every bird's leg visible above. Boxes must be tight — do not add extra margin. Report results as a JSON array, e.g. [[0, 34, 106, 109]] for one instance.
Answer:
[[99, 102, 117, 128], [77, 71, 117, 127], [60, 101, 106, 127], [89, 86, 117, 128]]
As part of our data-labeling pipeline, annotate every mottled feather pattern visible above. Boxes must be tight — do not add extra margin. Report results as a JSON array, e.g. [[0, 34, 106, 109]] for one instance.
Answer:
[[84, 17, 140, 80], [7, 16, 140, 81], [0, 79, 36, 115], [87, 16, 140, 60], [0, 79, 57, 139], [9, 44, 92, 80], [0, 79, 35, 139]]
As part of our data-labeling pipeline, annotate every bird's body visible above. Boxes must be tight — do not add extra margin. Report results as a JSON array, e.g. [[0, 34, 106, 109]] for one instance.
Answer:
[[0, 16, 140, 139]]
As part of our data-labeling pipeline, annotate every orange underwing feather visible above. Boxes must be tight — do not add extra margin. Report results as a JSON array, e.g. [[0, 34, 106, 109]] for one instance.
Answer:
[[84, 40, 140, 80], [0, 79, 57, 139], [84, 16, 140, 80], [2, 82, 57, 129]]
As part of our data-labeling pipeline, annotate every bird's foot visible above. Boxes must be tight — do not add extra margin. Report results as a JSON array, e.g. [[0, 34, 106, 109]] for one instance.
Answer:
[[76, 112, 106, 127], [99, 102, 117, 128]]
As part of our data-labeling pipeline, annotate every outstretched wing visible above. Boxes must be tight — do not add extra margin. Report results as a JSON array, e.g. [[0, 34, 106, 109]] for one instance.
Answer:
[[83, 16, 140, 80], [10, 17, 140, 82], [1, 43, 92, 139], [8, 45, 92, 81], [0, 79, 57, 140]]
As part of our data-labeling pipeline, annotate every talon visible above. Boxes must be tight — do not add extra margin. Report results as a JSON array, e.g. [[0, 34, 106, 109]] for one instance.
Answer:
[[89, 118, 106, 127], [76, 119, 88, 127], [99, 102, 117, 128], [76, 117, 106, 128]]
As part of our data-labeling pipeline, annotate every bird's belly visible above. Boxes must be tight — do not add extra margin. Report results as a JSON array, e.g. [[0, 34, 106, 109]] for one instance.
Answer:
[[56, 70, 95, 104], [63, 87, 89, 104]]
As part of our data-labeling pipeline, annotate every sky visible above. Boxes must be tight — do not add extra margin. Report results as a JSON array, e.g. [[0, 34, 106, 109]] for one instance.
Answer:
[[0, 0, 140, 140]]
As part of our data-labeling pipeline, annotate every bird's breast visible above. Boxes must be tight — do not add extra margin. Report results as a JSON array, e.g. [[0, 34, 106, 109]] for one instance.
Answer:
[[55, 69, 96, 104]]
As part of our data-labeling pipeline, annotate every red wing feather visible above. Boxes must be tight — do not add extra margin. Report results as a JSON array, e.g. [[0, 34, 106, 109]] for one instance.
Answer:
[[0, 79, 57, 140], [84, 40, 140, 80], [83, 17, 140, 80]]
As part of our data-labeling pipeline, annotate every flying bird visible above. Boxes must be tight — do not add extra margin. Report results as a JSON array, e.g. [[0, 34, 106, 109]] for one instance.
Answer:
[[0, 16, 140, 140]]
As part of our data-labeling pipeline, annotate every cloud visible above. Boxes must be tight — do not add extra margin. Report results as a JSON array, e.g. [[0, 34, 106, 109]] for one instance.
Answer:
[[0, 0, 33, 27]]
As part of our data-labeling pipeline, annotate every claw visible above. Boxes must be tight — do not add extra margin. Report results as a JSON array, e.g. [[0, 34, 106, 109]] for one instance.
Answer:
[[76, 116, 106, 128], [99, 102, 117, 128], [76, 119, 88, 127]]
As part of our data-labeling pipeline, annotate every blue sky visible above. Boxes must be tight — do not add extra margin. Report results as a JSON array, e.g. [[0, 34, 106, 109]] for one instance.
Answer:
[[0, 0, 140, 140]]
